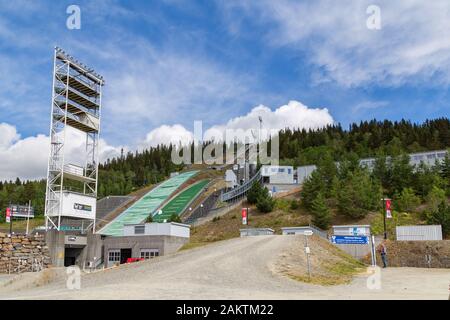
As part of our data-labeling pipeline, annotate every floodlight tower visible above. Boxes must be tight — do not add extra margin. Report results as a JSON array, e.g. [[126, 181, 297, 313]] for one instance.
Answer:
[[44, 47, 105, 233]]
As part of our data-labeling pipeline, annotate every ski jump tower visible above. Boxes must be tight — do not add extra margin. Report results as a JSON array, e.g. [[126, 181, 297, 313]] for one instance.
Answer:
[[45, 47, 104, 233]]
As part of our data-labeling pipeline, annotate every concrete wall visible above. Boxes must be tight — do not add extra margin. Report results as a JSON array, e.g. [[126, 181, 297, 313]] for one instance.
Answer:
[[103, 235, 188, 267], [240, 228, 274, 237], [123, 223, 190, 238], [282, 227, 314, 235], [261, 165, 294, 184], [45, 230, 65, 267], [297, 165, 317, 184], [333, 243, 372, 260]]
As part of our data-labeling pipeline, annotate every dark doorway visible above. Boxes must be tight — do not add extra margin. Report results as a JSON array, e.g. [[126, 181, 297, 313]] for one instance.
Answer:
[[64, 247, 84, 267], [120, 248, 132, 264], [64, 256, 76, 266]]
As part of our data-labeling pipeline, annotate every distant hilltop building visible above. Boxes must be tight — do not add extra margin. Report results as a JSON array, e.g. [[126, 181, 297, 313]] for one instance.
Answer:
[[298, 150, 448, 184]]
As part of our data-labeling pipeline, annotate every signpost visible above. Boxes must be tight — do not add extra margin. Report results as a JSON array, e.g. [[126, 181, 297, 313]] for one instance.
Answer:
[[304, 230, 313, 278], [381, 198, 392, 240], [5, 207, 11, 223], [330, 235, 369, 245]]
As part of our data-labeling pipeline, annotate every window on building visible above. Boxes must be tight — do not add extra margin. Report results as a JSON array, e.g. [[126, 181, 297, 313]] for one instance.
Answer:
[[287, 169, 292, 174], [278, 168, 284, 173], [108, 250, 120, 263], [140, 249, 159, 259], [134, 225, 145, 235]]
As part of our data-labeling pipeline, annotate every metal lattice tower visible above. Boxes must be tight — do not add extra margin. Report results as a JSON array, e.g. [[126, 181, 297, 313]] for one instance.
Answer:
[[45, 47, 104, 233]]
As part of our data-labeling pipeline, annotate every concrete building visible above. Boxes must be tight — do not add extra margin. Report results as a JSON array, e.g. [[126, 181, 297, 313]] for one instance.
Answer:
[[224, 169, 238, 189], [331, 225, 372, 259], [261, 165, 294, 184], [297, 165, 317, 185], [396, 225, 443, 241], [103, 222, 190, 268], [296, 150, 448, 185]]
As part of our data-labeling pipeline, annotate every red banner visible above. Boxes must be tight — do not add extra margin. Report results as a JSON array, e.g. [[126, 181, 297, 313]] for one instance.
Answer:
[[241, 208, 248, 225], [5, 207, 11, 223], [385, 199, 392, 219]]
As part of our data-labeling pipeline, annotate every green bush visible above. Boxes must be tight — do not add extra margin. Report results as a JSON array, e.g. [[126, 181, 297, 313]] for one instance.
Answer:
[[168, 213, 181, 223], [426, 186, 447, 212], [395, 188, 421, 212], [256, 196, 275, 213], [289, 200, 300, 210], [426, 202, 450, 237]]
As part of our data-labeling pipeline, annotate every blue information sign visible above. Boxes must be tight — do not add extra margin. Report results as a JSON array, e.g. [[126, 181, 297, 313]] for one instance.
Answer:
[[331, 235, 368, 245]]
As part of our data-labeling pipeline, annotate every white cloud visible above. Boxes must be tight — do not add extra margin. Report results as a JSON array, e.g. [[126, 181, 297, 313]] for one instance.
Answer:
[[352, 100, 389, 113], [0, 100, 333, 180], [224, 0, 450, 87], [0, 123, 122, 181], [204, 100, 334, 141], [140, 124, 194, 148]]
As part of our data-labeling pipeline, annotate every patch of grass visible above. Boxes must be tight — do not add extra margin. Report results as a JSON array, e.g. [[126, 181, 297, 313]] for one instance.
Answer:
[[275, 199, 291, 212], [179, 242, 209, 251], [288, 274, 352, 286], [0, 216, 45, 233]]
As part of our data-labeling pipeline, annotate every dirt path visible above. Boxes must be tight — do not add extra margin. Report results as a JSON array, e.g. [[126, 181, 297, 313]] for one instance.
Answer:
[[0, 235, 449, 300]]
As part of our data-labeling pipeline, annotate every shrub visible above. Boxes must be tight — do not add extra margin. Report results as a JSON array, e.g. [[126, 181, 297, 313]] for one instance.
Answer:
[[256, 196, 275, 213], [290, 200, 300, 210], [168, 213, 181, 223], [426, 186, 446, 212], [426, 202, 450, 237], [395, 188, 421, 212]]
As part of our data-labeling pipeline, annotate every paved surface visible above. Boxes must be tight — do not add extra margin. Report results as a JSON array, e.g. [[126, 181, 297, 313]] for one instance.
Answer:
[[1, 235, 449, 300]]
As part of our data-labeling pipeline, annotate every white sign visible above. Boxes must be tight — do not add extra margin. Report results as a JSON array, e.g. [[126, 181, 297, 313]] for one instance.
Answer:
[[386, 210, 392, 219], [304, 230, 313, 236], [305, 247, 310, 254]]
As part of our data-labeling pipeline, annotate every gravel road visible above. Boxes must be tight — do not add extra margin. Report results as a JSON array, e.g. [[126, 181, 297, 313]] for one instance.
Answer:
[[0, 235, 449, 300]]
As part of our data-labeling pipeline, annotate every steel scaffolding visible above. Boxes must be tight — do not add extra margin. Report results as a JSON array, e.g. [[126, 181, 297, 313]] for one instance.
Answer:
[[44, 47, 104, 233]]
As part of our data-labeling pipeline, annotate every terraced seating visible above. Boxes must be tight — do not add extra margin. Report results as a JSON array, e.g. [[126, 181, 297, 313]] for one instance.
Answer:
[[98, 171, 198, 236], [153, 179, 210, 222]]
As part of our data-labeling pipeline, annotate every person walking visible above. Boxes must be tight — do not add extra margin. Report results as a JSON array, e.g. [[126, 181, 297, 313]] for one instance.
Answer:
[[380, 242, 388, 268]]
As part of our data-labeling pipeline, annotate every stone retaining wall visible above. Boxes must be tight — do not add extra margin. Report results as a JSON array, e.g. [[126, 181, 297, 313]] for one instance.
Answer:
[[0, 233, 52, 274]]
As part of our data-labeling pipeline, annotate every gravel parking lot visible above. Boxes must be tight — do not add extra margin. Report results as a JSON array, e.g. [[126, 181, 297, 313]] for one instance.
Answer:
[[0, 235, 449, 300]]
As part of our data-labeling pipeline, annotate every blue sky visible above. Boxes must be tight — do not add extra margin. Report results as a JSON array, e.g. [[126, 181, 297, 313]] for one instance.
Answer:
[[1, 0, 450, 179]]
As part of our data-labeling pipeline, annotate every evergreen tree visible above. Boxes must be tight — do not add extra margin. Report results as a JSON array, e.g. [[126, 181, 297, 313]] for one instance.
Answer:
[[311, 192, 332, 229], [301, 170, 326, 210], [247, 182, 264, 205], [427, 202, 450, 237]]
